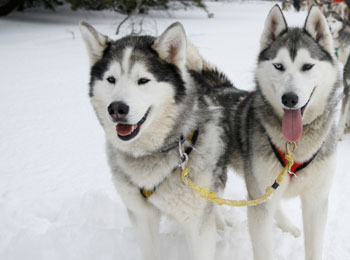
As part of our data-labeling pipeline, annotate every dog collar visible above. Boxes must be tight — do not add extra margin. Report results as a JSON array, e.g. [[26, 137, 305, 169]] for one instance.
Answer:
[[140, 130, 199, 198], [268, 138, 320, 177]]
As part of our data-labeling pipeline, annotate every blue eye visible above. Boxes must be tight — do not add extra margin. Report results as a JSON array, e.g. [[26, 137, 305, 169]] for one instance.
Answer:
[[273, 63, 284, 71], [138, 78, 150, 85], [302, 64, 314, 71], [107, 76, 116, 84]]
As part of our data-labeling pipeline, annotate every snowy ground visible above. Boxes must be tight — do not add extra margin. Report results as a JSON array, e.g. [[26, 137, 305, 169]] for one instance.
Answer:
[[1, 1, 350, 259]]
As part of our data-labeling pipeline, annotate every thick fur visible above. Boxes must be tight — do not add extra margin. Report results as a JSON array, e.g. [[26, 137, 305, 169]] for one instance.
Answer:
[[326, 11, 350, 139], [80, 21, 246, 260], [230, 6, 340, 260]]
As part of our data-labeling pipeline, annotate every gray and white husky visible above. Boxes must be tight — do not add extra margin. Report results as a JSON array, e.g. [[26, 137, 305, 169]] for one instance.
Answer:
[[326, 11, 350, 139], [80, 21, 246, 260], [230, 5, 340, 260]]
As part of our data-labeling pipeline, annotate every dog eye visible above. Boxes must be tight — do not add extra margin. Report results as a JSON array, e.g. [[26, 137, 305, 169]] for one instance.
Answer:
[[273, 63, 284, 71], [302, 64, 314, 71], [138, 78, 150, 85], [107, 76, 116, 84]]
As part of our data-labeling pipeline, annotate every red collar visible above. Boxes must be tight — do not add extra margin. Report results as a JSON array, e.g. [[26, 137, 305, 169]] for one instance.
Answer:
[[269, 138, 320, 177], [273, 145, 304, 176]]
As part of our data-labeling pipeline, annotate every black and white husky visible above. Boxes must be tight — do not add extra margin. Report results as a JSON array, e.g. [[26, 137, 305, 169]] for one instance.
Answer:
[[230, 5, 340, 260], [326, 11, 350, 139], [80, 22, 246, 260]]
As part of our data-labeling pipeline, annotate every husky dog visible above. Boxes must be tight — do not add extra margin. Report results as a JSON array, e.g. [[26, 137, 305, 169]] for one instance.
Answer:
[[331, 2, 349, 21], [326, 11, 350, 138], [80, 21, 246, 260], [282, 0, 293, 11], [230, 5, 340, 260], [326, 11, 350, 64]]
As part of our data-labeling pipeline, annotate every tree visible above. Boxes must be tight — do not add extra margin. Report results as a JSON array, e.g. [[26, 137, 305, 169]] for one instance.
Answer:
[[0, 0, 210, 18], [0, 0, 24, 16]]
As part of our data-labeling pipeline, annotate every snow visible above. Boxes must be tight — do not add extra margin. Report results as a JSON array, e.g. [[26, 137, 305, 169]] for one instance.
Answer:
[[1, 1, 350, 259]]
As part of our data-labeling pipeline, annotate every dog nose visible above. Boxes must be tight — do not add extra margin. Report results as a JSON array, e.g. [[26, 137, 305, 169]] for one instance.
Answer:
[[282, 92, 299, 108], [108, 101, 129, 120]]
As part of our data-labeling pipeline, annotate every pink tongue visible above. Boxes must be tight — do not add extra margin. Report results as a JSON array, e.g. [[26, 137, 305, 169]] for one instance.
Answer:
[[116, 124, 133, 136], [282, 109, 303, 142]]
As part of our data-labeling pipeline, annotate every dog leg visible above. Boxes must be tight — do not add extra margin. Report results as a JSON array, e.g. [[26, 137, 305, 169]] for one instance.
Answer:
[[301, 193, 329, 260], [128, 209, 161, 260], [215, 206, 226, 231], [246, 173, 287, 260], [248, 199, 277, 260], [275, 206, 301, 238], [215, 206, 232, 231], [183, 210, 216, 260]]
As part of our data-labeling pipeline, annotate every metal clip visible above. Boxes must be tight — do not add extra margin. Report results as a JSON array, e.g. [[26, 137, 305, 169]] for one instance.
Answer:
[[288, 170, 298, 178], [178, 138, 188, 170], [286, 142, 297, 156], [179, 152, 188, 171]]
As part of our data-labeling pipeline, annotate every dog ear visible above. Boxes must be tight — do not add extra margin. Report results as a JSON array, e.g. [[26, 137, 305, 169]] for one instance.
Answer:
[[79, 21, 111, 66], [153, 22, 187, 70], [260, 5, 288, 50], [304, 6, 333, 54]]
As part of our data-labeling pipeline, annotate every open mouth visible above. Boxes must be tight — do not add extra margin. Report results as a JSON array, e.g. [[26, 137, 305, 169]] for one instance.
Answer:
[[282, 87, 316, 142], [301, 87, 316, 115], [116, 108, 150, 141]]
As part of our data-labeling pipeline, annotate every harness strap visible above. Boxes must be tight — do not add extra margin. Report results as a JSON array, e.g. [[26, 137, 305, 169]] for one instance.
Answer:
[[268, 137, 320, 176], [140, 130, 199, 199], [181, 142, 296, 207]]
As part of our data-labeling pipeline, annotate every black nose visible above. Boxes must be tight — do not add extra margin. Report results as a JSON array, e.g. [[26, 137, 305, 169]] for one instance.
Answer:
[[282, 92, 299, 108], [108, 101, 129, 120]]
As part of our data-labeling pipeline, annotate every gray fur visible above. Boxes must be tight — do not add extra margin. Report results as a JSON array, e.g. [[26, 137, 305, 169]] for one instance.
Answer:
[[326, 11, 350, 138], [81, 22, 246, 260], [230, 5, 341, 260], [259, 28, 333, 62]]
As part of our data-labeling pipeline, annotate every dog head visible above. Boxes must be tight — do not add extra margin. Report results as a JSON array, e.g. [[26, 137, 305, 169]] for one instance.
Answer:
[[80, 22, 196, 156], [256, 5, 338, 142], [326, 11, 344, 38]]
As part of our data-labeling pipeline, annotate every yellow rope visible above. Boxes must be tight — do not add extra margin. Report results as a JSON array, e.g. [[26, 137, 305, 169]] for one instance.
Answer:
[[181, 142, 296, 207]]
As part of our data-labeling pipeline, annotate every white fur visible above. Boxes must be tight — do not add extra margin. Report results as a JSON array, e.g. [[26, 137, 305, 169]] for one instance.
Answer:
[[304, 6, 334, 54], [79, 21, 111, 65], [326, 15, 343, 40], [260, 5, 287, 51], [249, 6, 338, 260], [257, 47, 337, 125], [91, 46, 180, 156], [81, 22, 226, 260], [153, 22, 187, 71]]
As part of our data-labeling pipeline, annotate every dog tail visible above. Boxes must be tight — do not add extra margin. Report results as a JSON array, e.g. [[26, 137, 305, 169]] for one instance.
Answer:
[[186, 41, 204, 71], [186, 41, 217, 72]]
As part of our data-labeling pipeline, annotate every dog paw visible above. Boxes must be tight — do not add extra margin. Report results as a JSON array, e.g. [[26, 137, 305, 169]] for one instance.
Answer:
[[287, 225, 301, 238], [277, 222, 301, 238]]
